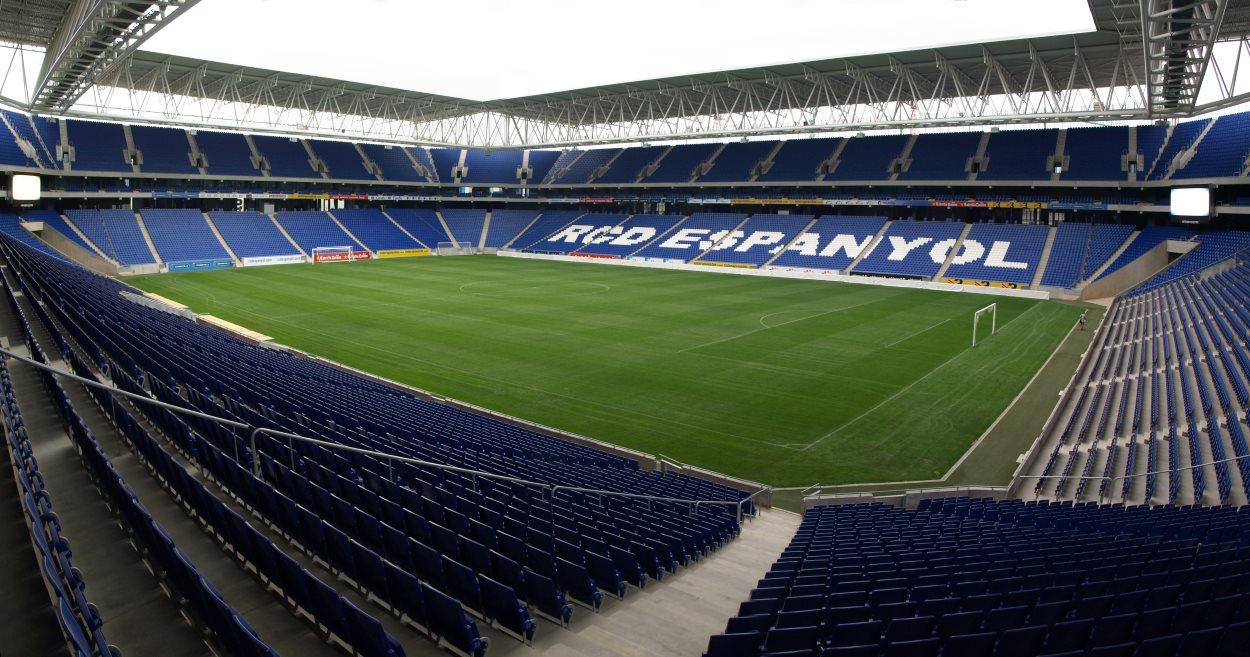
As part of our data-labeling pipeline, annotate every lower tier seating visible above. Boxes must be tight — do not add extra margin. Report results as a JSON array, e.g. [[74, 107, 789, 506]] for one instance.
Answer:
[[707, 498, 1250, 657]]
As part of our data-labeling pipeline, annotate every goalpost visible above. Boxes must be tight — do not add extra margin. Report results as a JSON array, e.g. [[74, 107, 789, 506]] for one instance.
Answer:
[[311, 245, 357, 263], [972, 303, 998, 347], [436, 241, 474, 256]]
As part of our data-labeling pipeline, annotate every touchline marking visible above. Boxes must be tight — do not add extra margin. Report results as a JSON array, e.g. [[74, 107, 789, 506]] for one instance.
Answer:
[[681, 297, 883, 354], [884, 317, 954, 348], [799, 303, 1042, 452]]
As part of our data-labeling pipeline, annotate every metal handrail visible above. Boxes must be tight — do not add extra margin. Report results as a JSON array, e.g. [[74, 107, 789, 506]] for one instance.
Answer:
[[1, 346, 758, 519]]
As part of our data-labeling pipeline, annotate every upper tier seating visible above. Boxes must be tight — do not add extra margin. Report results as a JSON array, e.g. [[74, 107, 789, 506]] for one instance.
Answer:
[[273, 211, 363, 251], [20, 209, 101, 256], [574, 214, 683, 257], [1147, 119, 1211, 180], [852, 220, 966, 278], [482, 210, 537, 248], [1096, 226, 1194, 281], [705, 497, 1250, 657], [1131, 231, 1250, 294], [194, 130, 261, 176], [525, 151, 561, 185], [698, 214, 812, 266], [359, 143, 424, 182], [552, 149, 622, 184], [529, 213, 630, 254], [541, 150, 579, 183], [899, 132, 981, 181], [252, 135, 318, 178], [8, 109, 1250, 186], [756, 139, 840, 182], [64, 209, 157, 265], [66, 120, 130, 172], [1173, 114, 1250, 179], [641, 143, 719, 183], [942, 223, 1050, 285], [131, 125, 197, 174], [593, 146, 665, 184], [462, 150, 522, 184], [386, 209, 452, 248], [310, 139, 373, 180], [429, 148, 461, 181], [770, 216, 887, 271], [208, 211, 302, 258], [411, 148, 441, 182], [332, 208, 420, 251], [631, 213, 747, 262], [440, 208, 488, 246], [0, 109, 42, 167], [1039, 223, 1135, 288], [1062, 126, 1130, 181], [826, 135, 907, 181], [140, 209, 230, 262], [698, 141, 776, 183], [510, 211, 584, 250], [1136, 125, 1169, 176], [979, 130, 1057, 181], [1026, 257, 1250, 506]]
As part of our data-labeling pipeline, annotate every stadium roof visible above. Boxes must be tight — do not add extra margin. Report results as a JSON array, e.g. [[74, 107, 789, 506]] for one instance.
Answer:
[[2, 0, 1250, 147]]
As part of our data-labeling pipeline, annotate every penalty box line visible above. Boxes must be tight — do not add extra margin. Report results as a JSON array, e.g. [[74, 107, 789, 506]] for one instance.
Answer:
[[797, 303, 1042, 453]]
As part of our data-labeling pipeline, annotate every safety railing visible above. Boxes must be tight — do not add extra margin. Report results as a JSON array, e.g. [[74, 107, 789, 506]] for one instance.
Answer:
[[0, 346, 762, 522]]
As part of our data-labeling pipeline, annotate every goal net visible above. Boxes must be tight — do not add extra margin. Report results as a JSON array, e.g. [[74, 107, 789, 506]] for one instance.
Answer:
[[972, 303, 998, 347], [311, 246, 358, 263], [436, 241, 475, 256]]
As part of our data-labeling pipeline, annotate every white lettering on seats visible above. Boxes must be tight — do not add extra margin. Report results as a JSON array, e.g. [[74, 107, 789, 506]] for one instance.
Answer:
[[608, 226, 657, 246], [705, 230, 744, 251], [818, 234, 874, 259], [735, 231, 787, 252], [886, 236, 932, 261], [548, 224, 595, 243], [781, 232, 821, 256], [984, 240, 1029, 269], [660, 228, 709, 249]]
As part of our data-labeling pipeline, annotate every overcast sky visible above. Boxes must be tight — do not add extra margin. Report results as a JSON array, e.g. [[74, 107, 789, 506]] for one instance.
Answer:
[[141, 0, 1097, 102]]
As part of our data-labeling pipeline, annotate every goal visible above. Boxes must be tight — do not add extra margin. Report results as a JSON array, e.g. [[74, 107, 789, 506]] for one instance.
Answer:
[[436, 241, 475, 256], [311, 246, 358, 263], [972, 303, 998, 347]]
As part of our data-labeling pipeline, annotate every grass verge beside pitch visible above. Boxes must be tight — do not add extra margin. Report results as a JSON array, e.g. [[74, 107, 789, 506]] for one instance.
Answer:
[[129, 256, 1082, 488]]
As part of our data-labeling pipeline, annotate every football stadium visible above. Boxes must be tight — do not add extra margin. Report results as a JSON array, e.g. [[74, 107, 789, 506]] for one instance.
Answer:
[[2, 1, 1250, 656]]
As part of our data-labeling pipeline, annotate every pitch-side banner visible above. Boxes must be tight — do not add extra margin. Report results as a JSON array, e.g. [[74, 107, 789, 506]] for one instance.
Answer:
[[942, 277, 1024, 289], [377, 248, 431, 259], [241, 254, 304, 267], [312, 250, 373, 263]]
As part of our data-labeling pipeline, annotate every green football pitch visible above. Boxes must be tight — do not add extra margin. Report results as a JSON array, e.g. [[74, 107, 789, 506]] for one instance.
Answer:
[[130, 256, 1081, 488]]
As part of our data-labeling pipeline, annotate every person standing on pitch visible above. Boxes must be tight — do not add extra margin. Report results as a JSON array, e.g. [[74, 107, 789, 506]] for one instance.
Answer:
[[1078, 309, 1088, 331]]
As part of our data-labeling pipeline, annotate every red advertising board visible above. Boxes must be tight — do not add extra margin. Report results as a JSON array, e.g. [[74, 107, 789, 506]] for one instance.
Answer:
[[313, 250, 373, 263]]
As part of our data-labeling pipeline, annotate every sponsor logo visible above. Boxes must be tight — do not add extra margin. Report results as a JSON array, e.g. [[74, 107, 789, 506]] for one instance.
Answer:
[[377, 248, 431, 259], [313, 250, 373, 263], [167, 258, 233, 272], [241, 254, 304, 267], [942, 278, 1024, 289], [695, 260, 757, 269], [570, 252, 620, 259]]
